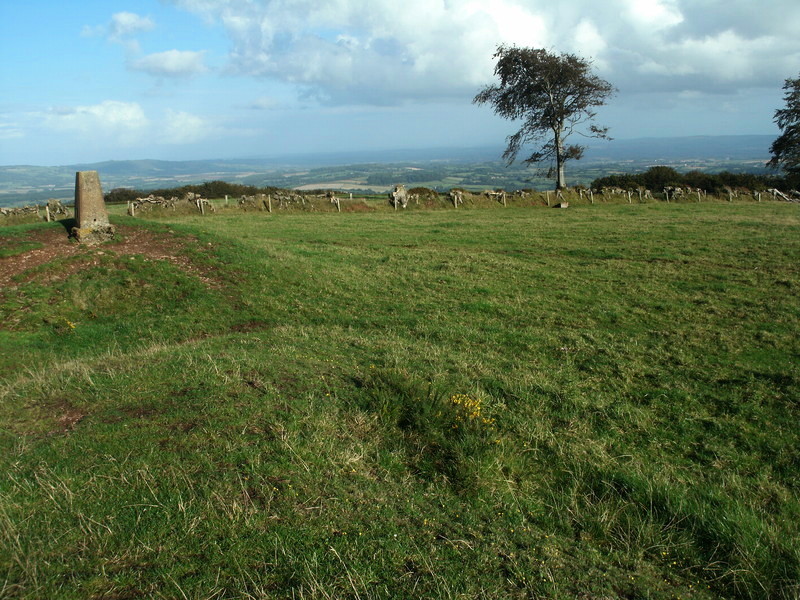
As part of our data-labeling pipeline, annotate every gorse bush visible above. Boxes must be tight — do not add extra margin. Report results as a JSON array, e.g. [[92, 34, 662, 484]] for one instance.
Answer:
[[103, 179, 277, 202], [592, 165, 800, 191], [357, 369, 499, 490], [104, 187, 140, 204]]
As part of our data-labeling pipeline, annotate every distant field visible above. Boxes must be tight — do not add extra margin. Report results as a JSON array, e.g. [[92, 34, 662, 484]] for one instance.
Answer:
[[294, 181, 385, 192], [1, 202, 798, 599], [0, 135, 776, 206]]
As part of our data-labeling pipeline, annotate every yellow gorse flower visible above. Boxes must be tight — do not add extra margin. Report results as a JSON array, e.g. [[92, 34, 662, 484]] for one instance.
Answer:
[[449, 394, 496, 426]]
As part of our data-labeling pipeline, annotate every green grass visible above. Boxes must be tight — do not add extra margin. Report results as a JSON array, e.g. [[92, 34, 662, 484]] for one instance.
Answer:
[[1, 202, 798, 599], [0, 224, 45, 258]]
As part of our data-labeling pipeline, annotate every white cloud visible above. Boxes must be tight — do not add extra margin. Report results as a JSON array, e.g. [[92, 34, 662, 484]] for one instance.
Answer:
[[130, 50, 208, 78], [247, 96, 281, 110], [41, 102, 218, 148], [163, 110, 214, 144], [108, 12, 155, 41], [86, 12, 210, 79], [83, 12, 154, 41], [0, 123, 25, 140], [168, 0, 552, 103], [470, 1, 548, 49], [571, 19, 608, 68], [163, 0, 800, 104], [673, 30, 753, 80], [83, 12, 155, 53], [45, 101, 150, 146], [624, 0, 683, 30]]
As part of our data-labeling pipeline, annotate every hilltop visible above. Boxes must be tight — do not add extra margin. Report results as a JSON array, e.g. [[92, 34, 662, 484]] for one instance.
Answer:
[[1, 198, 798, 599]]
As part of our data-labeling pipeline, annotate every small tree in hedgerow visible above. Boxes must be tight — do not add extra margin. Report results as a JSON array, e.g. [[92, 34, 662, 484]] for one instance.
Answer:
[[768, 74, 800, 175], [474, 45, 615, 190]]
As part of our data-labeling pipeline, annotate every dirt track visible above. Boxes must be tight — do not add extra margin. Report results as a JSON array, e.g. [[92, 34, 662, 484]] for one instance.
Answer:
[[0, 225, 215, 288]]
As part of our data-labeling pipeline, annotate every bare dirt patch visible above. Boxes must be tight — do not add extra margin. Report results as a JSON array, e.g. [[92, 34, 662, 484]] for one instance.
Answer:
[[55, 408, 86, 434], [33, 398, 88, 436], [0, 225, 218, 288]]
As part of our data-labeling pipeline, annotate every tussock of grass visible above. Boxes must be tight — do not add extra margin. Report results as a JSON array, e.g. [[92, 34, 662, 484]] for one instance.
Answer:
[[355, 368, 500, 490], [1, 203, 798, 598]]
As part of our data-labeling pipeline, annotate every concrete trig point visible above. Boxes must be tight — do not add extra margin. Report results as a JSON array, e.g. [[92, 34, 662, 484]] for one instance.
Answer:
[[72, 171, 115, 243]]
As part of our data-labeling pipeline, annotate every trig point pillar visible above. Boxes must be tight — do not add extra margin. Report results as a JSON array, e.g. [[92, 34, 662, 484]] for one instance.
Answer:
[[72, 171, 115, 243]]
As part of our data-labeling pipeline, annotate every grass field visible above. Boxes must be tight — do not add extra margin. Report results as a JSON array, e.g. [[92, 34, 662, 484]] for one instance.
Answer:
[[1, 201, 798, 599]]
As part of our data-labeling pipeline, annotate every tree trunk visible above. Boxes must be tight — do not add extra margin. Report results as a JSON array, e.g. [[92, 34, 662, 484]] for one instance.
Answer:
[[554, 128, 566, 189]]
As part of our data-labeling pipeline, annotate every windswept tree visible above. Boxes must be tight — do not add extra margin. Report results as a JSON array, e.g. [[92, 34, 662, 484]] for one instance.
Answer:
[[768, 74, 800, 174], [474, 46, 615, 190]]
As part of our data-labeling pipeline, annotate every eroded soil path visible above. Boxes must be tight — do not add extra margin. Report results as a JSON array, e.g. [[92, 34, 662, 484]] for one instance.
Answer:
[[0, 224, 217, 288]]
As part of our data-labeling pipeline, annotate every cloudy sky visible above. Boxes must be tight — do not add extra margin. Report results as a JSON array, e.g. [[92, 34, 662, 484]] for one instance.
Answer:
[[1, 0, 798, 165]]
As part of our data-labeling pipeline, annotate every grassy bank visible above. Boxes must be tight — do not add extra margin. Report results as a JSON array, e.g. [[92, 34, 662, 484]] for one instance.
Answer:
[[1, 203, 798, 598]]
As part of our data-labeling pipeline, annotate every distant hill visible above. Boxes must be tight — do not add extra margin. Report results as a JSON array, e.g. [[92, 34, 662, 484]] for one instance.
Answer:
[[0, 135, 775, 206]]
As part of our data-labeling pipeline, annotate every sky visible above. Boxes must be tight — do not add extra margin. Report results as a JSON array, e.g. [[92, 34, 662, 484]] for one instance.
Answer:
[[1, 0, 799, 166]]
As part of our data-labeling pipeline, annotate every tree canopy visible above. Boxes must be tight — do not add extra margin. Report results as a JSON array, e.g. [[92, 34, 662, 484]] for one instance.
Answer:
[[768, 75, 800, 174], [474, 46, 614, 189]]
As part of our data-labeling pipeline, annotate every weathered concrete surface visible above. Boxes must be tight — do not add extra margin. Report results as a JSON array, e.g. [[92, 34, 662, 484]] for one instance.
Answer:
[[72, 171, 114, 243]]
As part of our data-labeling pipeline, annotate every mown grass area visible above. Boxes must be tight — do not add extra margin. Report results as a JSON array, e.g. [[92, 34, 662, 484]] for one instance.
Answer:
[[1, 202, 798, 599]]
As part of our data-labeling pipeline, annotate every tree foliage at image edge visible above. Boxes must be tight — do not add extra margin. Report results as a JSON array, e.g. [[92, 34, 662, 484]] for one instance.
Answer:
[[768, 75, 800, 174]]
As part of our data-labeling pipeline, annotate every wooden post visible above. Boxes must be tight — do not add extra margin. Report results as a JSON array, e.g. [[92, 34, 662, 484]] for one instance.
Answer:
[[589, 190, 594, 204], [627, 191, 632, 204], [268, 195, 272, 213], [728, 191, 732, 202], [336, 198, 341, 212], [45, 205, 51, 222], [502, 192, 506, 207], [545, 191, 551, 206], [638, 189, 642, 203], [757, 192, 761, 202], [697, 190, 701, 202], [225, 195, 229, 205]]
